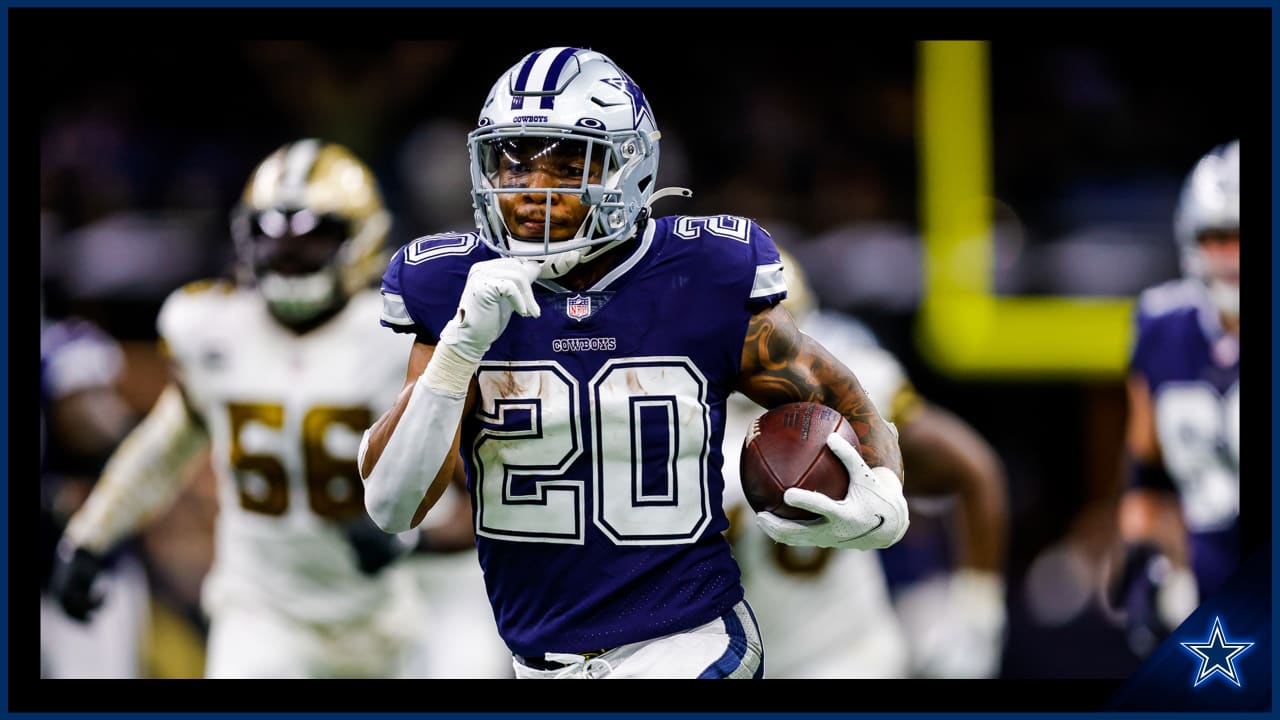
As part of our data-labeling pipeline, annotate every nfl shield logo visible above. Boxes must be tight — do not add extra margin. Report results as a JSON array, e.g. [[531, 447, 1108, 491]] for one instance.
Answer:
[[567, 294, 592, 321]]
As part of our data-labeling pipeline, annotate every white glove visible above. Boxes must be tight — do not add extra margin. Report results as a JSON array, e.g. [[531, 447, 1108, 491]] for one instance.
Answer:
[[756, 433, 909, 550], [440, 258, 543, 363], [907, 569, 1007, 679], [424, 258, 544, 395]]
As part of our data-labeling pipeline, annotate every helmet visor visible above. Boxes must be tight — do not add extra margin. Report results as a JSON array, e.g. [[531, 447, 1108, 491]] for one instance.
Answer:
[[478, 136, 605, 190], [245, 208, 348, 277]]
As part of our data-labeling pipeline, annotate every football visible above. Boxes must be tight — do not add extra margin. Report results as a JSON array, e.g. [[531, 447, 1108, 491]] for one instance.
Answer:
[[739, 401, 857, 521]]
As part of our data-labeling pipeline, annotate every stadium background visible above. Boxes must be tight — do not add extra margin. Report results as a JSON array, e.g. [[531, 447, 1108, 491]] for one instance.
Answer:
[[31, 7, 1265, 684]]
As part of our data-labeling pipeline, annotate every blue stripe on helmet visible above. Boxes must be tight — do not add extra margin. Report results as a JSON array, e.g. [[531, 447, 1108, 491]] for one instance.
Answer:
[[510, 49, 545, 110], [513, 49, 544, 93], [539, 47, 580, 109]]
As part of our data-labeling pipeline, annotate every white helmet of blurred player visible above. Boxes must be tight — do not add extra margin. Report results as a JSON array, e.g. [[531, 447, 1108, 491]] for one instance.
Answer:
[[1173, 140, 1239, 319], [468, 47, 675, 265], [231, 139, 391, 327]]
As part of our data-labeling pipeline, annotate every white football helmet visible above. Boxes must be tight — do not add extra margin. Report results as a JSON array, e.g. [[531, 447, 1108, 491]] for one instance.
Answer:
[[468, 47, 677, 263], [1173, 140, 1239, 317], [231, 139, 391, 326]]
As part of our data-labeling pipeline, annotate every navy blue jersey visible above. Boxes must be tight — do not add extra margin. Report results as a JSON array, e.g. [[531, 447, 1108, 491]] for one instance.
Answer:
[[1130, 279, 1239, 596], [380, 215, 786, 656]]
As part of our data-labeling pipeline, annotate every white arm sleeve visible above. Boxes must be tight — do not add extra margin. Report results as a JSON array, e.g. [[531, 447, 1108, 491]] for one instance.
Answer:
[[358, 343, 472, 533], [62, 384, 209, 555]]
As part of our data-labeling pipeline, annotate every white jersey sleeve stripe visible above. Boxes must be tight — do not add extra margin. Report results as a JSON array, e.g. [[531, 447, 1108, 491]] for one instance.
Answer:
[[381, 292, 415, 326], [750, 263, 787, 298]]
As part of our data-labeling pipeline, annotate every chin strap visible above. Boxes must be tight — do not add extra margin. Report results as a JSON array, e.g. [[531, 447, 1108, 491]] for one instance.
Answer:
[[645, 186, 693, 210], [538, 249, 585, 279], [612, 186, 691, 262]]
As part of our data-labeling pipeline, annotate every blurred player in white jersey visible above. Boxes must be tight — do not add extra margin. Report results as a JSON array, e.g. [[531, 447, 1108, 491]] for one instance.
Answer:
[[50, 139, 468, 678], [1110, 140, 1240, 656], [722, 248, 1009, 678]]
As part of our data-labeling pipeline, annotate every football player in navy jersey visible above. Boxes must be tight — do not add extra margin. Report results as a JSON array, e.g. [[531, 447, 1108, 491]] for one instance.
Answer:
[[359, 47, 908, 679], [1111, 140, 1240, 655]]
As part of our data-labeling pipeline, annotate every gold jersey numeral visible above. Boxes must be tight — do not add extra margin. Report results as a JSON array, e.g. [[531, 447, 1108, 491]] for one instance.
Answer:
[[227, 402, 372, 520], [302, 406, 373, 520]]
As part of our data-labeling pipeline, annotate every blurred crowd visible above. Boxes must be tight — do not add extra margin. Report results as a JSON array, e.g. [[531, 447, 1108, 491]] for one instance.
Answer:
[[38, 34, 1248, 680]]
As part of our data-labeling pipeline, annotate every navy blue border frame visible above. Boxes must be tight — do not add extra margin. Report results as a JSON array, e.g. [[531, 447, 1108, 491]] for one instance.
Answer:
[[9, 2, 1274, 718]]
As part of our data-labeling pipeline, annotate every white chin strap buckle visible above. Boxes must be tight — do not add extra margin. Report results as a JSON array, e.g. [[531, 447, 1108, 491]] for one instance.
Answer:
[[538, 250, 583, 279]]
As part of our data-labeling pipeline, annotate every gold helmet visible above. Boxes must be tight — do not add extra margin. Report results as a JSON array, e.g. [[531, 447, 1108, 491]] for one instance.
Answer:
[[777, 244, 817, 324], [231, 139, 391, 326]]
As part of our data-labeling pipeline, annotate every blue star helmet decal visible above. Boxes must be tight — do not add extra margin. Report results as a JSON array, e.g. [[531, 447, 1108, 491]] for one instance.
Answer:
[[602, 73, 653, 131]]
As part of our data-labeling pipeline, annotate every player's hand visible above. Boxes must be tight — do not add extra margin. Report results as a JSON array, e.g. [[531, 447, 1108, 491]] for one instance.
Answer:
[[343, 513, 417, 575], [756, 433, 909, 550], [909, 569, 1007, 678], [50, 541, 105, 622], [439, 258, 543, 363]]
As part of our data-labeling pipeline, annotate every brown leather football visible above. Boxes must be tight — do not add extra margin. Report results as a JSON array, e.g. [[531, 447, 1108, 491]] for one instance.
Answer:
[[738, 401, 857, 521]]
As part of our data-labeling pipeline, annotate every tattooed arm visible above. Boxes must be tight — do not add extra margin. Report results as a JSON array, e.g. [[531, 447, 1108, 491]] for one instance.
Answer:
[[736, 303, 904, 480], [735, 303, 909, 550]]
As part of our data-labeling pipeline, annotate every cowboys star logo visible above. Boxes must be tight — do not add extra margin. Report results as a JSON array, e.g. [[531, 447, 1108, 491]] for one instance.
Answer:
[[1181, 616, 1255, 688], [601, 74, 653, 130]]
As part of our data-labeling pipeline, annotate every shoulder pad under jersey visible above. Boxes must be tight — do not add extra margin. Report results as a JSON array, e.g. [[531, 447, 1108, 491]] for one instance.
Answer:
[[657, 214, 787, 311], [156, 279, 239, 354], [379, 231, 490, 343]]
